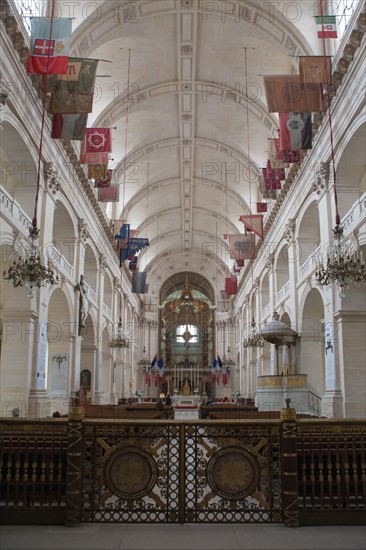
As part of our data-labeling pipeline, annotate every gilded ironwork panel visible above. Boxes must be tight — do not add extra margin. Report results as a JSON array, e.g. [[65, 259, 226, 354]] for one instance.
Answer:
[[82, 422, 179, 522], [184, 423, 281, 523]]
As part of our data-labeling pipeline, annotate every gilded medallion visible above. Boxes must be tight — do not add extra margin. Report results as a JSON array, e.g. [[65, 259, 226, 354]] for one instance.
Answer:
[[104, 446, 157, 500], [207, 447, 260, 500]]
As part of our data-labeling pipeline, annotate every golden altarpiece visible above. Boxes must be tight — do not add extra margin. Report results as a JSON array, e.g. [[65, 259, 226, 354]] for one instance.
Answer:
[[157, 273, 216, 397]]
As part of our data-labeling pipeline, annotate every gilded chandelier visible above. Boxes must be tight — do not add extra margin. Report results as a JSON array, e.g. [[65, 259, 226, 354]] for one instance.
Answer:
[[243, 319, 264, 348], [315, 224, 366, 297], [108, 320, 131, 349], [3, 225, 59, 298]]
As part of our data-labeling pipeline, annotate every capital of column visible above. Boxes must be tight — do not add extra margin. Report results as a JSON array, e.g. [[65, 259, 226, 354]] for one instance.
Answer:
[[44, 162, 61, 194], [78, 219, 90, 243]]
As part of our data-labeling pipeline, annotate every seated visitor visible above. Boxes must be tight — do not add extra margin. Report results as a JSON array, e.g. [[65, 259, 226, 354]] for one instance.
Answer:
[[164, 393, 172, 406], [156, 398, 165, 411]]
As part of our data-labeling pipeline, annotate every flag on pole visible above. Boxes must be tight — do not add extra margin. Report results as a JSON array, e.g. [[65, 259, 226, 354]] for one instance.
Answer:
[[151, 354, 157, 367], [239, 215, 264, 239], [48, 57, 98, 114], [88, 164, 108, 180], [51, 113, 88, 140], [316, 15, 337, 39], [269, 138, 288, 170], [94, 169, 113, 188], [279, 112, 312, 151], [80, 141, 109, 164], [27, 17, 72, 75], [85, 128, 111, 153], [145, 365, 151, 385], [158, 357, 165, 383], [227, 234, 256, 260], [132, 272, 147, 294], [225, 276, 238, 295], [263, 75, 324, 112], [211, 357, 217, 383], [299, 56, 332, 85], [262, 165, 281, 190], [256, 202, 268, 213], [222, 363, 228, 385], [97, 185, 119, 202]]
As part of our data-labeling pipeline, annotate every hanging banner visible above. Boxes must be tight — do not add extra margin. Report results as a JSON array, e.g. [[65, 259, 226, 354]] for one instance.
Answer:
[[279, 112, 312, 151], [316, 15, 337, 38], [270, 138, 289, 169], [98, 185, 119, 202], [225, 277, 238, 295], [48, 57, 98, 114], [227, 234, 256, 260], [94, 169, 113, 188], [27, 17, 72, 75], [263, 74, 324, 112], [80, 140, 109, 164], [239, 215, 264, 239], [132, 272, 147, 294], [85, 128, 111, 153], [51, 113, 88, 140], [299, 56, 332, 85], [88, 164, 108, 180], [256, 202, 268, 213]]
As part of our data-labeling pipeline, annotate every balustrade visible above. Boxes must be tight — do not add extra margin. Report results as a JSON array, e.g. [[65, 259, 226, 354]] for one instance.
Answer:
[[83, 281, 97, 303], [0, 185, 32, 235], [103, 303, 112, 319], [47, 244, 74, 280], [276, 280, 290, 303]]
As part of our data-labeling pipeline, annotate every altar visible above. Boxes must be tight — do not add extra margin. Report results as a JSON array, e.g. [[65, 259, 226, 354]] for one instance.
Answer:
[[174, 395, 199, 407]]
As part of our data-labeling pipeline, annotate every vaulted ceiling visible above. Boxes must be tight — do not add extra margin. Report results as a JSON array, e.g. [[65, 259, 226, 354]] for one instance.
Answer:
[[65, 0, 322, 297]]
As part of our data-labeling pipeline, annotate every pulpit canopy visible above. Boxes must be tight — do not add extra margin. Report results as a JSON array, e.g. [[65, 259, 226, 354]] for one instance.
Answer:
[[260, 312, 298, 345]]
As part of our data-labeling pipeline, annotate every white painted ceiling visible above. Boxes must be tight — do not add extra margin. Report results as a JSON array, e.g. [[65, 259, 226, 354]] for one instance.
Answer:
[[62, 0, 323, 298]]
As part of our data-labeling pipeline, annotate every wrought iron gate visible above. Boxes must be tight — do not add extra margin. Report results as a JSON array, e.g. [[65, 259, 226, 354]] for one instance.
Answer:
[[81, 421, 282, 524]]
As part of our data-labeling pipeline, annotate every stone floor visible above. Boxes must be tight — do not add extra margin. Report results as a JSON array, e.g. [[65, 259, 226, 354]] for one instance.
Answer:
[[0, 523, 365, 550]]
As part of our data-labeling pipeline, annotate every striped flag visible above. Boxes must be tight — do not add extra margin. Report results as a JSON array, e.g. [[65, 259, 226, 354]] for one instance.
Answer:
[[316, 15, 337, 39], [27, 17, 72, 74]]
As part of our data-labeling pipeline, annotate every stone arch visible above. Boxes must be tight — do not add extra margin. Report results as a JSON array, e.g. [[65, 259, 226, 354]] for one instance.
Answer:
[[260, 271, 270, 317], [46, 289, 72, 416], [103, 272, 113, 311], [0, 120, 38, 220], [297, 200, 321, 272], [299, 287, 325, 399], [0, 244, 33, 415], [274, 243, 290, 297], [52, 199, 78, 267], [335, 121, 366, 220], [83, 243, 98, 292]]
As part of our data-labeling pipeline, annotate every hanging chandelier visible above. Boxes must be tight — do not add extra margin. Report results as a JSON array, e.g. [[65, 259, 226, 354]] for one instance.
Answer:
[[315, 224, 366, 297], [3, 225, 59, 298], [108, 319, 131, 349], [313, 5, 366, 297], [3, 4, 61, 300], [243, 319, 264, 348]]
